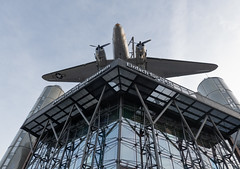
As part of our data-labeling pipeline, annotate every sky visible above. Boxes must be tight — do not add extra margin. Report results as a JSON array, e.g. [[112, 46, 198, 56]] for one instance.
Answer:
[[1, 0, 240, 160]]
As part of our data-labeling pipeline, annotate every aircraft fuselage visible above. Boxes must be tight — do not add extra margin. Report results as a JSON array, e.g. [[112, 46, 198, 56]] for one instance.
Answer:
[[112, 23, 129, 60]]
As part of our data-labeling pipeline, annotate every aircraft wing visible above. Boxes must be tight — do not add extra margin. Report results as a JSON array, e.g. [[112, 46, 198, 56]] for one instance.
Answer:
[[146, 57, 218, 78], [42, 58, 217, 82], [42, 60, 112, 82]]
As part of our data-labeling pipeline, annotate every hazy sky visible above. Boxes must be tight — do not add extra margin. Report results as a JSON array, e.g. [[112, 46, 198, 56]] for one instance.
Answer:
[[1, 0, 240, 160]]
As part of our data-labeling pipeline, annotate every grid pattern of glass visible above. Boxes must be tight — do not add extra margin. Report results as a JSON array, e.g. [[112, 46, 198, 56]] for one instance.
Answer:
[[25, 103, 240, 168], [22, 59, 240, 168]]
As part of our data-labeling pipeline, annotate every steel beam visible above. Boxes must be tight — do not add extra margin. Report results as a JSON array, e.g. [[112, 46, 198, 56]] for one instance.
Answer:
[[195, 115, 208, 140], [80, 85, 106, 169], [75, 103, 90, 126], [117, 96, 123, 169], [49, 120, 59, 142], [25, 120, 50, 168], [232, 129, 240, 155], [174, 100, 206, 168], [134, 84, 161, 169], [208, 115, 232, 154], [153, 99, 173, 124]]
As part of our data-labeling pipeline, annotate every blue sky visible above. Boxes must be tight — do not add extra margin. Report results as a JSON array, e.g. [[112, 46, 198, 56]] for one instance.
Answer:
[[1, 0, 240, 160]]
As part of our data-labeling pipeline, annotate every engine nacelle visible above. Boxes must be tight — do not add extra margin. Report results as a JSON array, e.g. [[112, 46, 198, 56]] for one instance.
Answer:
[[90, 43, 110, 70], [135, 39, 151, 69], [95, 47, 107, 69]]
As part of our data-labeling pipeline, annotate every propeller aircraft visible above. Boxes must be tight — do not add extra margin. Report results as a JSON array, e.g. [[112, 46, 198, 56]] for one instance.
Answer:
[[42, 23, 217, 82]]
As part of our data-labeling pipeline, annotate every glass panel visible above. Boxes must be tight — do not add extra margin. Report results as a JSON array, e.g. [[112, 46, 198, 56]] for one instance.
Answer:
[[83, 99, 98, 109], [71, 89, 88, 101], [210, 110, 227, 119], [120, 77, 132, 86], [176, 95, 194, 105], [209, 116, 221, 123], [52, 111, 66, 120], [188, 107, 204, 117], [46, 106, 61, 116], [193, 102, 211, 112], [225, 116, 240, 124], [156, 85, 164, 93], [121, 85, 129, 91], [35, 115, 48, 123], [78, 94, 94, 105], [147, 96, 165, 106], [119, 68, 136, 80], [58, 98, 73, 109], [103, 68, 118, 81], [25, 121, 38, 130], [219, 121, 235, 129], [113, 86, 120, 92], [32, 126, 43, 132], [183, 111, 199, 120], [218, 126, 229, 133]]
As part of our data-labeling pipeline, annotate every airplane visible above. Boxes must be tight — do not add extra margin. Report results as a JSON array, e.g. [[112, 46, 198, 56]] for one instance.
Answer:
[[42, 23, 217, 82]]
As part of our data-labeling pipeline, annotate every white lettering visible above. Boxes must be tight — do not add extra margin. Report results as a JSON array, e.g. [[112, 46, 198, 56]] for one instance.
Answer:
[[126, 62, 174, 88], [53, 65, 111, 105]]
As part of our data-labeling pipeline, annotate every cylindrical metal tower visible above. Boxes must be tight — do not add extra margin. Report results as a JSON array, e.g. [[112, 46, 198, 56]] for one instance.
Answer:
[[198, 77, 240, 149], [197, 77, 240, 112], [0, 85, 64, 169]]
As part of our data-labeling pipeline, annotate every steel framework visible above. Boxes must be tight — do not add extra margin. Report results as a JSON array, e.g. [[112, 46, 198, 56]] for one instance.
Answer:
[[23, 85, 240, 169], [22, 59, 240, 169]]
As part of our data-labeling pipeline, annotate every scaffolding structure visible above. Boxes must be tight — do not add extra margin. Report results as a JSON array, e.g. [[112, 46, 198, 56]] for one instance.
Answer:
[[21, 59, 240, 169]]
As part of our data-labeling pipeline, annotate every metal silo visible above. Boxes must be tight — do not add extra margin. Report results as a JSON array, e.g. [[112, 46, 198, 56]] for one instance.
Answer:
[[0, 85, 64, 169], [197, 77, 240, 112], [198, 77, 240, 149]]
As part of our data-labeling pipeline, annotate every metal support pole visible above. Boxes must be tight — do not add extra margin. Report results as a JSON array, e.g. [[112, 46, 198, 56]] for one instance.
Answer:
[[50, 120, 59, 141], [232, 129, 240, 155], [117, 96, 123, 169], [27, 133, 34, 153], [58, 126, 71, 169], [58, 105, 74, 140], [134, 84, 161, 168], [195, 115, 208, 140], [80, 85, 106, 169], [47, 106, 74, 168], [91, 111, 101, 167], [75, 103, 90, 126], [25, 120, 50, 168], [134, 85, 153, 124], [174, 100, 206, 168], [208, 115, 232, 154], [153, 99, 173, 124]]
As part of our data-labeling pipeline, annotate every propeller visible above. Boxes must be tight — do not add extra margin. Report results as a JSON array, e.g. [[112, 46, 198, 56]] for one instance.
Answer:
[[90, 43, 110, 49], [136, 39, 151, 46]]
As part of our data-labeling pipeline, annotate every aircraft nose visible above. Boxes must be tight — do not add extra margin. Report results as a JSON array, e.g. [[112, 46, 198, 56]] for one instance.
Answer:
[[114, 23, 122, 29]]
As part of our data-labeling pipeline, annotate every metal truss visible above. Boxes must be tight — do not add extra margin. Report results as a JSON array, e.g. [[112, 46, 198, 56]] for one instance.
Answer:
[[24, 84, 240, 169]]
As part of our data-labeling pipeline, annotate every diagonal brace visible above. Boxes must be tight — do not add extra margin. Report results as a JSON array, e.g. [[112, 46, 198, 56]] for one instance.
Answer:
[[195, 115, 208, 140], [232, 128, 240, 155], [75, 104, 90, 126], [153, 99, 173, 124], [134, 84, 161, 169]]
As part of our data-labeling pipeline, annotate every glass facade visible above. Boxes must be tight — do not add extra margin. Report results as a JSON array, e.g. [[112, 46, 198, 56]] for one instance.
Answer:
[[25, 99, 240, 168], [21, 60, 240, 168]]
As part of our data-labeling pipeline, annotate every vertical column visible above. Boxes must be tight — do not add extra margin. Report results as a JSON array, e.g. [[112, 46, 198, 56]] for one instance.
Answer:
[[134, 84, 161, 168], [80, 86, 106, 169], [117, 96, 123, 169]]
